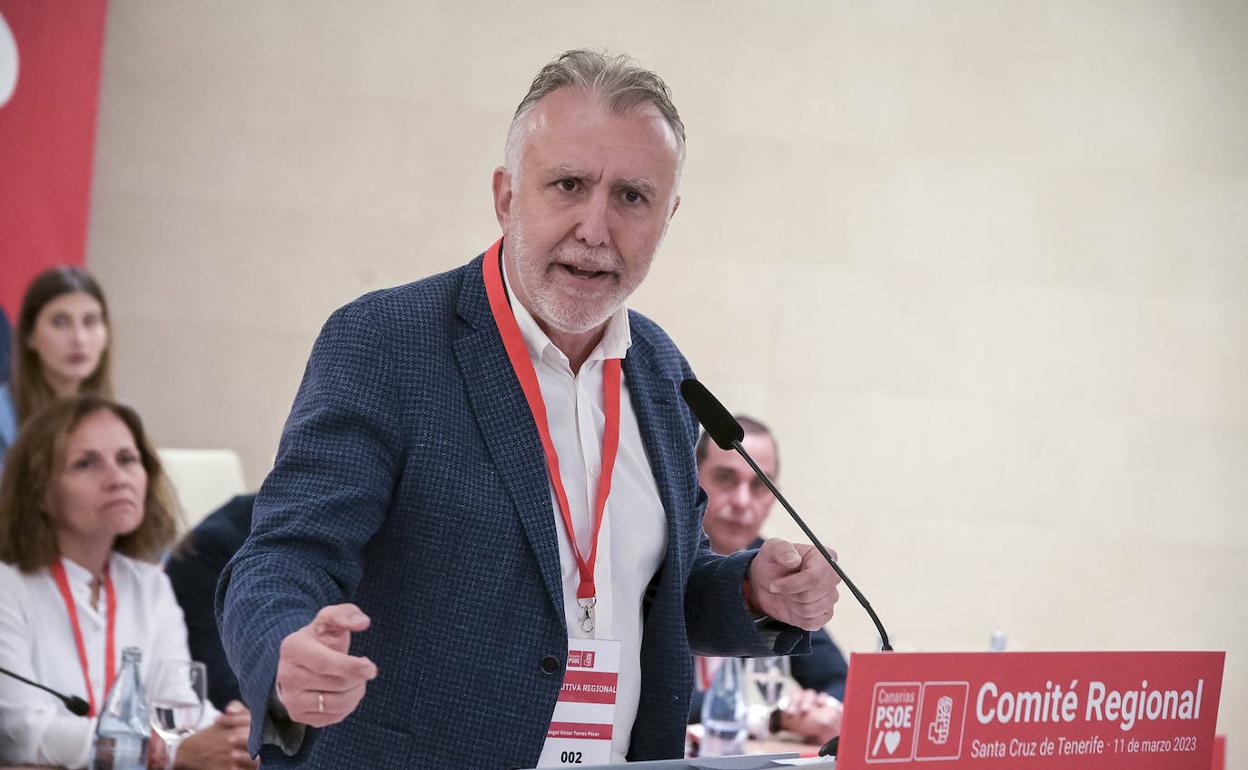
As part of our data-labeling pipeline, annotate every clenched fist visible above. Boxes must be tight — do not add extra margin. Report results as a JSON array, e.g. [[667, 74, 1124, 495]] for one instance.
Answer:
[[746, 538, 841, 630]]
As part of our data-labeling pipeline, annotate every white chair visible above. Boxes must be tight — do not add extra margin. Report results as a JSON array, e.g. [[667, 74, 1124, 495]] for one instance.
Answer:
[[157, 448, 247, 531]]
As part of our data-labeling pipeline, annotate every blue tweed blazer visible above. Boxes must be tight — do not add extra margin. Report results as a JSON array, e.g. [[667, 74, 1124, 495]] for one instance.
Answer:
[[216, 253, 807, 769]]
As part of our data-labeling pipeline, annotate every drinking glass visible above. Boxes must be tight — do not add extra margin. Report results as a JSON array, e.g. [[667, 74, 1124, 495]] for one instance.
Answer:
[[148, 660, 206, 770], [745, 656, 792, 733]]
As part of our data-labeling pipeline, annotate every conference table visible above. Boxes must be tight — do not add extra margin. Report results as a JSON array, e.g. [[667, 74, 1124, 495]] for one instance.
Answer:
[[738, 735, 827, 757]]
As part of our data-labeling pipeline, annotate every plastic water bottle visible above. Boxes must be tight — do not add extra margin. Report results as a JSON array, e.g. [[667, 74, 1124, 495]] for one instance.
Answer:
[[89, 646, 148, 770], [700, 657, 747, 756]]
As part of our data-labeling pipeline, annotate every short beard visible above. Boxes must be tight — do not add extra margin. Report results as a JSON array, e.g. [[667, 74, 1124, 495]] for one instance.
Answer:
[[508, 216, 655, 335]]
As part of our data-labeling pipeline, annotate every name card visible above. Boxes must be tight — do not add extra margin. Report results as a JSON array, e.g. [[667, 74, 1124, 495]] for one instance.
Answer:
[[836, 651, 1224, 769]]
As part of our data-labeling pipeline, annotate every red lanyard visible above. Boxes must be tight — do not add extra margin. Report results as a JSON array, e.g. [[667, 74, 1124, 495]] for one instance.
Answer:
[[50, 559, 117, 718], [696, 656, 715, 690], [482, 239, 622, 625]]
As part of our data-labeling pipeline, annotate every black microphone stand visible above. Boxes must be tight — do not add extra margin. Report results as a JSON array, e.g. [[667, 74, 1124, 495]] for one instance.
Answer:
[[729, 439, 892, 653], [0, 665, 90, 716], [727, 439, 893, 759], [679, 378, 894, 759]]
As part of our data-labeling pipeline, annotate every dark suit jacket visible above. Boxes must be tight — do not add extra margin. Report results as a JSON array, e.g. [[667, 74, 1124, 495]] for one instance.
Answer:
[[166, 494, 256, 710], [748, 537, 847, 701], [216, 253, 807, 769], [688, 538, 849, 722], [791, 629, 849, 701]]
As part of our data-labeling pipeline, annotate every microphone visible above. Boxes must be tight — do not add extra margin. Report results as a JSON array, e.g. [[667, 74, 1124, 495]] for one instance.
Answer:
[[680, 378, 892, 758], [680, 379, 892, 650], [0, 665, 90, 716]]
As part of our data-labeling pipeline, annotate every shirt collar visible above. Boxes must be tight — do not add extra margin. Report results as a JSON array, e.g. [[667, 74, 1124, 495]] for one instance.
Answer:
[[501, 252, 632, 368], [58, 555, 105, 588], [59, 556, 94, 586]]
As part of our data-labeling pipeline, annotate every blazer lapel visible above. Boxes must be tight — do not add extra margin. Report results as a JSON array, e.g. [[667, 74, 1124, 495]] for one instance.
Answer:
[[451, 255, 566, 625]]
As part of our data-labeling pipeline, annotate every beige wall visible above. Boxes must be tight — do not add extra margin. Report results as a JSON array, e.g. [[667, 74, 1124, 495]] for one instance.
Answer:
[[86, 0, 1247, 751]]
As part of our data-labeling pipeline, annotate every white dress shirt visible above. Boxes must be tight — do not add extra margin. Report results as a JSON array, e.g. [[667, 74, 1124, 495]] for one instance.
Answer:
[[0, 553, 215, 769], [503, 264, 669, 763]]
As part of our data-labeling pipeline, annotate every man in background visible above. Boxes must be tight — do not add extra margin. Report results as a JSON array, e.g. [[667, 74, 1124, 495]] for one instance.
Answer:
[[693, 415, 848, 742]]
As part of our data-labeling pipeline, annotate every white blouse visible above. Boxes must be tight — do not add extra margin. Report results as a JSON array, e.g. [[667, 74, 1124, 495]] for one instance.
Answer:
[[0, 552, 216, 769]]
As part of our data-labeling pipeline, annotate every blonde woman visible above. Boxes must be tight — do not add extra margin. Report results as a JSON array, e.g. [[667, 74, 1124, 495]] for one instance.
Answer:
[[0, 395, 255, 769]]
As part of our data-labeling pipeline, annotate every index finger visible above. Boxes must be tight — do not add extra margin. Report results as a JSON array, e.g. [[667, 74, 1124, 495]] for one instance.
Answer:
[[313, 603, 372, 634]]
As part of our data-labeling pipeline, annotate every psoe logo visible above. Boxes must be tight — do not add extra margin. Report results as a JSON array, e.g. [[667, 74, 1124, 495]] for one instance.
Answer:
[[915, 682, 970, 761], [0, 11, 18, 108], [865, 682, 920, 763], [928, 696, 954, 743], [567, 649, 596, 669]]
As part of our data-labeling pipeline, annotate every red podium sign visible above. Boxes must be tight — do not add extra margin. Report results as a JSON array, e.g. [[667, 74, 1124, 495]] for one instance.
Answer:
[[837, 651, 1224, 769]]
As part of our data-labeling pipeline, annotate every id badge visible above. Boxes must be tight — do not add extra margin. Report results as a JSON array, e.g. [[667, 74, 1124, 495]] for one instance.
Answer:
[[537, 637, 621, 767]]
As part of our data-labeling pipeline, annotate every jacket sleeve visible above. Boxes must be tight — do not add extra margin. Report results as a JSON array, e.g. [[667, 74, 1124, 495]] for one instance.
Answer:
[[683, 537, 811, 658], [215, 298, 405, 758], [790, 627, 850, 701], [678, 409, 809, 658]]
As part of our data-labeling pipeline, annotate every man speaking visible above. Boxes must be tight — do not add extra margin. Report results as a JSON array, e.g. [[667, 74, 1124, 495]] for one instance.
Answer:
[[217, 49, 842, 769]]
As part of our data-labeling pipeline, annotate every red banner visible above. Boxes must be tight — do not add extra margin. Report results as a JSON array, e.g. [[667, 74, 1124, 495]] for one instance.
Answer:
[[0, 0, 107, 316], [837, 651, 1224, 769]]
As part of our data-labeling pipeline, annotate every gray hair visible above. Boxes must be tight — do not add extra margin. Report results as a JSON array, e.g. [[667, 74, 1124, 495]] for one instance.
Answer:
[[504, 49, 687, 176]]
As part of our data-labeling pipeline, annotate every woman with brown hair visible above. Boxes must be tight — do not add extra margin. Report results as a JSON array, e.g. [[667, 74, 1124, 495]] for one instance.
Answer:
[[0, 395, 256, 769], [0, 267, 114, 465]]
